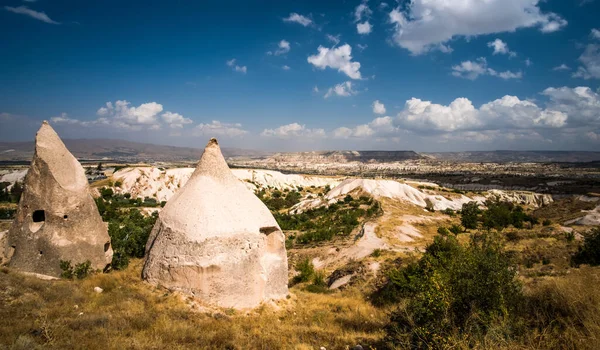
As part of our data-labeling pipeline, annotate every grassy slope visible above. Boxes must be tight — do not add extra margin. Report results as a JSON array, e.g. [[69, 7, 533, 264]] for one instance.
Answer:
[[0, 260, 388, 350]]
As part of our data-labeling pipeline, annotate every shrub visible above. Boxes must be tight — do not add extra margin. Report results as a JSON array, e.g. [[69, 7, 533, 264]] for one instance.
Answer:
[[449, 224, 463, 235], [100, 187, 114, 199], [572, 227, 600, 266], [461, 202, 480, 229], [60, 260, 92, 279], [379, 233, 522, 348], [293, 258, 315, 284], [437, 227, 450, 236], [542, 219, 552, 226]]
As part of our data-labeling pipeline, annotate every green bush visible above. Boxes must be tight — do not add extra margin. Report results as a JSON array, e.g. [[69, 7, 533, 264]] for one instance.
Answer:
[[293, 258, 315, 284], [378, 233, 522, 348], [108, 210, 158, 270], [572, 227, 600, 267], [461, 201, 480, 229], [60, 260, 93, 279], [449, 224, 463, 235]]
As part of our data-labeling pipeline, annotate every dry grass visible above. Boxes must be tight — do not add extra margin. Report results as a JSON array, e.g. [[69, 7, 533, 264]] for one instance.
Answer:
[[0, 260, 388, 350]]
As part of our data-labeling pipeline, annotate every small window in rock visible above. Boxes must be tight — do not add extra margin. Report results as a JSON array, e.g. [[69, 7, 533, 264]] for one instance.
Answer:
[[104, 242, 111, 252], [39, 251, 43, 255], [259, 226, 279, 235], [63, 215, 68, 219], [32, 210, 45, 223]]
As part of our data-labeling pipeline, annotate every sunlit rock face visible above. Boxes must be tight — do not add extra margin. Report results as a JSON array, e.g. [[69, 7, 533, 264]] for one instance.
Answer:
[[7, 121, 113, 277], [142, 138, 288, 309]]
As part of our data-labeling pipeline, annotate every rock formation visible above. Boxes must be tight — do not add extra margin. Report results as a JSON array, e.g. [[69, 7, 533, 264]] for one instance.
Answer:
[[143, 138, 288, 309], [7, 121, 113, 277]]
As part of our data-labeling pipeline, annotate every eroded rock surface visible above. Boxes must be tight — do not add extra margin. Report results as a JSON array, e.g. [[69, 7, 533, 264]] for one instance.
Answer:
[[142, 138, 288, 309], [7, 122, 113, 277]]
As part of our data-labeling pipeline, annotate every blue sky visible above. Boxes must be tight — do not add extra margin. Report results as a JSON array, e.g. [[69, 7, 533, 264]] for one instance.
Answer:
[[1, 0, 599, 152]]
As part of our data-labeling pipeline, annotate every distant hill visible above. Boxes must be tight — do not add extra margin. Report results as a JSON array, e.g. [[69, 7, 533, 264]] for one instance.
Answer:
[[424, 151, 600, 163], [0, 139, 270, 163], [267, 150, 423, 163]]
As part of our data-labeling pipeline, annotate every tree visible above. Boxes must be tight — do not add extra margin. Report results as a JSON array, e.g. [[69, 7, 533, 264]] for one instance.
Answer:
[[461, 201, 480, 230]]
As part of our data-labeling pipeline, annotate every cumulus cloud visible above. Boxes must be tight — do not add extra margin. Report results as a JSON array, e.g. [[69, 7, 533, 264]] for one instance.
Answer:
[[573, 44, 600, 79], [553, 64, 571, 71], [333, 116, 400, 140], [307, 44, 362, 79], [487, 39, 516, 57], [357, 21, 372, 35], [226, 59, 247, 74], [354, 2, 372, 22], [372, 100, 386, 114], [194, 120, 248, 137], [261, 123, 326, 139], [161, 112, 192, 128], [274, 40, 290, 55], [324, 81, 357, 98], [592, 29, 600, 40], [96, 100, 164, 128], [4, 6, 59, 24], [452, 57, 522, 80], [388, 0, 567, 55], [52, 100, 197, 132], [283, 13, 312, 26], [541, 86, 600, 127]]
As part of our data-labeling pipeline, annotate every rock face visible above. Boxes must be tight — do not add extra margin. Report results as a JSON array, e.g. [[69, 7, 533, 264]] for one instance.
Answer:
[[142, 138, 288, 309], [7, 122, 113, 277]]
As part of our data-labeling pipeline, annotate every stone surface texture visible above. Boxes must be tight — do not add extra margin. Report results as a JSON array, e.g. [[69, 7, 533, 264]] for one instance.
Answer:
[[7, 122, 113, 277], [142, 138, 288, 309]]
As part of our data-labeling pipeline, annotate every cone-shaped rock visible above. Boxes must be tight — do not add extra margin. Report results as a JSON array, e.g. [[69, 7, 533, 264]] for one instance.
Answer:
[[7, 121, 113, 277], [143, 138, 288, 309]]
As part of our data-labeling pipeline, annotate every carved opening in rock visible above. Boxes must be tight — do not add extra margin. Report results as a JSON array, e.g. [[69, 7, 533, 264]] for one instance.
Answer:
[[32, 210, 45, 222], [259, 226, 279, 235], [104, 242, 110, 252], [39, 251, 43, 256], [63, 215, 68, 219]]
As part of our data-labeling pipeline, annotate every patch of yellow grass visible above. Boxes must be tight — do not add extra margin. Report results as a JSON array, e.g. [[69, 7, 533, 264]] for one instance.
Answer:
[[0, 260, 388, 350]]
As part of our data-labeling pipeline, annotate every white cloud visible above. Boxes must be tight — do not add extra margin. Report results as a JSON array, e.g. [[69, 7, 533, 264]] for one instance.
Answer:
[[525, 58, 533, 66], [195, 121, 248, 137], [283, 13, 312, 27], [553, 64, 571, 71], [333, 116, 400, 140], [388, 0, 567, 55], [50, 113, 87, 125], [282, 65, 290, 70], [226, 58, 247, 74], [4, 6, 59, 24], [452, 57, 522, 80], [592, 29, 600, 40], [357, 44, 368, 51], [97, 100, 164, 128], [357, 21, 372, 35], [326, 34, 340, 45], [392, 92, 572, 135], [275, 40, 290, 55], [487, 39, 516, 57], [161, 112, 192, 128], [354, 2, 372, 22], [324, 81, 357, 98], [307, 44, 362, 79], [372, 100, 386, 114], [573, 44, 600, 79], [541, 86, 600, 127], [313, 86, 319, 93], [261, 123, 326, 139]]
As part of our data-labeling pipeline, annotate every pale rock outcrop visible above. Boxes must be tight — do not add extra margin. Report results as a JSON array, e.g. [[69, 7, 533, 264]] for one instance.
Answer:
[[142, 138, 288, 309], [7, 122, 113, 277], [486, 189, 553, 207]]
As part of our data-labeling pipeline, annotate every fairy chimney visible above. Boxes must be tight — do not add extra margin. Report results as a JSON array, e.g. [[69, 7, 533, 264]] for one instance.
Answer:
[[7, 121, 113, 277], [142, 138, 288, 309]]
